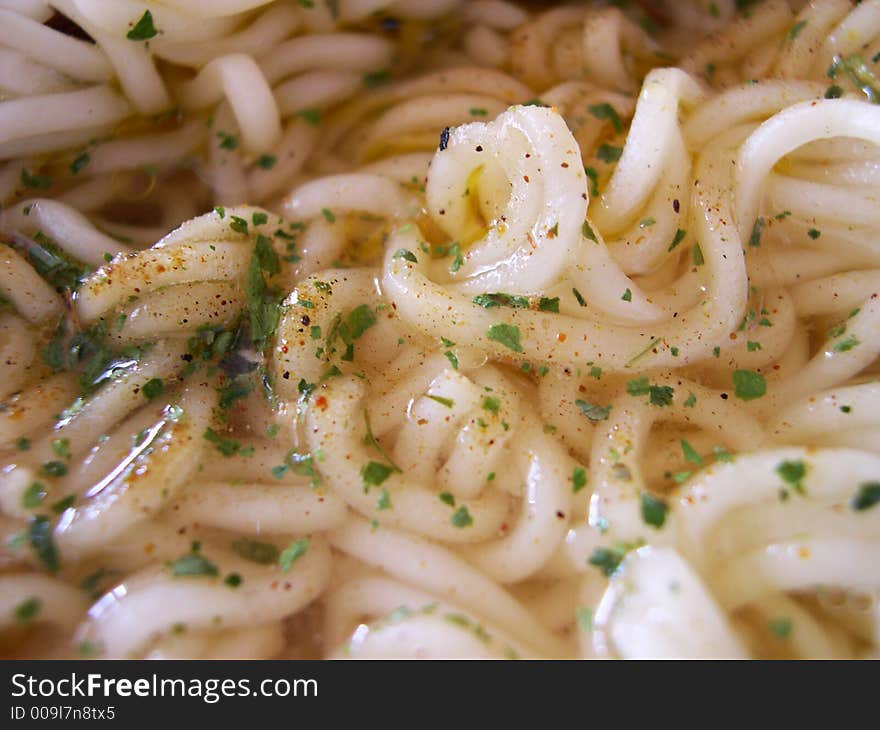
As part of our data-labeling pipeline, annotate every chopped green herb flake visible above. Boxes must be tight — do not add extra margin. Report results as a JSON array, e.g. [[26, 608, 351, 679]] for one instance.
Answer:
[[626, 377, 650, 396], [588, 546, 626, 577], [363, 69, 390, 88], [296, 108, 321, 125], [640, 493, 668, 528], [376, 488, 392, 511], [584, 166, 599, 197], [26, 233, 89, 290], [833, 335, 859, 353], [834, 54, 880, 104], [776, 459, 807, 494], [572, 467, 587, 493], [257, 154, 276, 169], [748, 217, 765, 247], [576, 606, 593, 631], [852, 482, 880, 511], [170, 545, 218, 577], [768, 617, 792, 639], [587, 103, 623, 132], [246, 244, 282, 347], [538, 297, 559, 313], [127, 10, 158, 40], [681, 439, 703, 466], [647, 385, 673, 407], [473, 292, 529, 309], [22, 482, 47, 509], [486, 323, 523, 353], [29, 516, 59, 572], [667, 228, 686, 252], [20, 169, 52, 189], [231, 538, 279, 564], [52, 438, 70, 459], [217, 131, 238, 150], [279, 538, 309, 571], [203, 427, 248, 457], [70, 152, 90, 175], [575, 399, 611, 422], [361, 461, 393, 490], [732, 369, 766, 400], [788, 20, 807, 40], [41, 461, 67, 478], [597, 144, 623, 163], [582, 220, 597, 241], [347, 304, 376, 340], [51, 495, 75, 514], [393, 248, 418, 263], [15, 597, 41, 623], [219, 378, 254, 410], [229, 216, 248, 235], [451, 506, 473, 528], [142, 378, 164, 400]]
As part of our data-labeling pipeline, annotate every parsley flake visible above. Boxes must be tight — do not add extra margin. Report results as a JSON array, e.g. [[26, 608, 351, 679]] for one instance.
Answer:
[[486, 323, 523, 353], [575, 399, 611, 421], [732, 369, 766, 400], [127, 10, 159, 40]]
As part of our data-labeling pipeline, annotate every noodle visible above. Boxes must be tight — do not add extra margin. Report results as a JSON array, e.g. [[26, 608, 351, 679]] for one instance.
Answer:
[[0, 0, 879, 660]]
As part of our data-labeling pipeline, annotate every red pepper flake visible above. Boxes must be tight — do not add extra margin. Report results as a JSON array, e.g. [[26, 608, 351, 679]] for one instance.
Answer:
[[315, 396, 328, 411]]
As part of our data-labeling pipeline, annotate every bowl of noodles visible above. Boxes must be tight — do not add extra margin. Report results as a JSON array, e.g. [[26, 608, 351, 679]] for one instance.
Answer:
[[0, 0, 878, 660]]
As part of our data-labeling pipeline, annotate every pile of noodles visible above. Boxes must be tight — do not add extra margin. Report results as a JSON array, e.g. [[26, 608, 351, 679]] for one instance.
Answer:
[[0, 0, 878, 659]]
